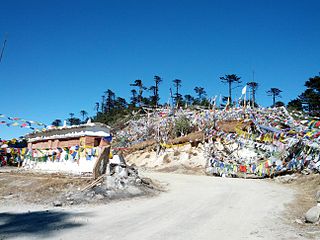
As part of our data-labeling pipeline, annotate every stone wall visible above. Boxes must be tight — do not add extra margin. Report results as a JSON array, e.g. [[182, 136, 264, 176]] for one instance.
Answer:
[[27, 135, 112, 150]]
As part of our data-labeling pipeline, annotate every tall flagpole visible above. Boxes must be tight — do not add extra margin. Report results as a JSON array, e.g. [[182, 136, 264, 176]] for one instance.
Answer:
[[244, 87, 246, 109], [0, 34, 7, 63], [249, 87, 251, 108]]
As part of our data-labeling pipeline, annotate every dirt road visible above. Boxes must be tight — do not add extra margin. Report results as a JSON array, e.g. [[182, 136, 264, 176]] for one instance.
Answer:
[[0, 172, 305, 240]]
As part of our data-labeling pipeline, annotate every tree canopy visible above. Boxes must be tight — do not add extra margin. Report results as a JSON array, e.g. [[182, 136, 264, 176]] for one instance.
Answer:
[[266, 88, 282, 107], [220, 74, 241, 105], [53, 72, 320, 129], [287, 73, 320, 115]]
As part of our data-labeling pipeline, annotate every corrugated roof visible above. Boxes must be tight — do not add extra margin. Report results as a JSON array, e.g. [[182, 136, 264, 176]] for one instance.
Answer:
[[25, 122, 111, 140]]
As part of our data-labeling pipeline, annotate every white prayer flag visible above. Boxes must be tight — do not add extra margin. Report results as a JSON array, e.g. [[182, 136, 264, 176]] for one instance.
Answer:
[[212, 95, 217, 105], [226, 97, 230, 106], [241, 85, 247, 95]]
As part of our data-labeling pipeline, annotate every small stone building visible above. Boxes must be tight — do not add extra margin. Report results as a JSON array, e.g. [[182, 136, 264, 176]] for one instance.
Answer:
[[23, 122, 112, 174], [25, 122, 111, 149]]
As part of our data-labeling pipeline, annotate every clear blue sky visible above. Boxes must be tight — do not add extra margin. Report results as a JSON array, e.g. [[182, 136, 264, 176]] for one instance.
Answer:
[[0, 0, 319, 139]]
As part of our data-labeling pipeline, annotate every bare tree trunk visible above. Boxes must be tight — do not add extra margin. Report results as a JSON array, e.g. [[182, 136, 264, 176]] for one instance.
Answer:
[[273, 94, 275, 106]]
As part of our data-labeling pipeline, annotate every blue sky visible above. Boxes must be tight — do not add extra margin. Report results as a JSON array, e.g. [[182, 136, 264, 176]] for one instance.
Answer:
[[0, 0, 319, 139]]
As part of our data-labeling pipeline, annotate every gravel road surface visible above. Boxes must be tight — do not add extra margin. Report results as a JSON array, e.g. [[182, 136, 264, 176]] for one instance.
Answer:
[[0, 172, 304, 240]]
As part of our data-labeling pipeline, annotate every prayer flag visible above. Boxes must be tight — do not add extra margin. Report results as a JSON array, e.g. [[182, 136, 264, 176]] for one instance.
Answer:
[[242, 85, 247, 95]]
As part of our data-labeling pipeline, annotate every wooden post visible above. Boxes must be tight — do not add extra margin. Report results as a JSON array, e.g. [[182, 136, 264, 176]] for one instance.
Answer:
[[93, 146, 111, 179]]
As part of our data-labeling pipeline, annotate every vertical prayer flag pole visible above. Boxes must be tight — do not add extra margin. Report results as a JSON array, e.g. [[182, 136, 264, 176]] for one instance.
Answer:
[[0, 34, 7, 63], [241, 85, 247, 109], [169, 88, 174, 110]]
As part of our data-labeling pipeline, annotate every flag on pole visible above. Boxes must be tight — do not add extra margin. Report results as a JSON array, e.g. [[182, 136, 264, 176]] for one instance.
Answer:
[[224, 97, 230, 110], [213, 95, 217, 106], [241, 85, 247, 95], [243, 86, 247, 108]]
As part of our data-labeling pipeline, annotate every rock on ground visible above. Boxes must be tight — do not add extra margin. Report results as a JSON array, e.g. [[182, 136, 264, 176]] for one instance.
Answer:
[[305, 206, 320, 223]]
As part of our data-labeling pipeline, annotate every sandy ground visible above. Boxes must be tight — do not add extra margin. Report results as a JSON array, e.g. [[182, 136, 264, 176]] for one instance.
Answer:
[[1, 171, 315, 240]]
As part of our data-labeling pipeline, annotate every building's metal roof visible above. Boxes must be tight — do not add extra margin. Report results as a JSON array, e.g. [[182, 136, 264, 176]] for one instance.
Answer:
[[25, 122, 111, 142]]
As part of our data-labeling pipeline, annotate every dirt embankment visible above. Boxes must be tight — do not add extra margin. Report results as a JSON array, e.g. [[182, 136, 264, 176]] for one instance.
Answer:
[[123, 131, 205, 154], [216, 120, 242, 133], [123, 120, 245, 154]]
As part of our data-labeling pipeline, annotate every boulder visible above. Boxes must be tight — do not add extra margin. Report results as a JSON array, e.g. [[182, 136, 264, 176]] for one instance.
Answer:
[[53, 200, 62, 207], [305, 206, 320, 223]]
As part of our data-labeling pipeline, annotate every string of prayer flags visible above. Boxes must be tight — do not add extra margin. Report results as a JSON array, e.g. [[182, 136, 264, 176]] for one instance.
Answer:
[[0, 113, 46, 129]]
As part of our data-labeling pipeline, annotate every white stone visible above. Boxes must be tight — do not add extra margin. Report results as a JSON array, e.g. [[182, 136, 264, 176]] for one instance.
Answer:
[[305, 206, 320, 223]]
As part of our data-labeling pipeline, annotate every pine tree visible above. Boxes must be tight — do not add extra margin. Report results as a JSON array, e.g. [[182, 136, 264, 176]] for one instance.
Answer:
[[247, 81, 258, 107], [184, 94, 194, 106], [51, 119, 62, 127], [287, 99, 303, 111], [130, 89, 138, 107], [94, 102, 100, 114], [173, 79, 182, 107], [298, 73, 320, 114], [220, 74, 241, 105], [149, 75, 162, 107], [80, 110, 88, 122], [266, 88, 282, 107], [194, 87, 206, 105], [105, 89, 115, 113], [130, 79, 147, 107]]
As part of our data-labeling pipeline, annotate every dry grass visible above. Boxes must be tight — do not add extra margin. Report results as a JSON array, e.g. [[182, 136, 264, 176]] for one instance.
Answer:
[[0, 170, 90, 204], [282, 174, 320, 239], [216, 120, 242, 133], [286, 174, 320, 218]]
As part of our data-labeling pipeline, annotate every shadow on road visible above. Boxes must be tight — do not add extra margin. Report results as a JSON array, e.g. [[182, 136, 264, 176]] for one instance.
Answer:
[[0, 210, 87, 239]]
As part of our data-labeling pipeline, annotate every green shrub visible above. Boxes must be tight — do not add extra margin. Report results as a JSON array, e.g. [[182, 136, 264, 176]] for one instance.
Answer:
[[174, 115, 192, 137]]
